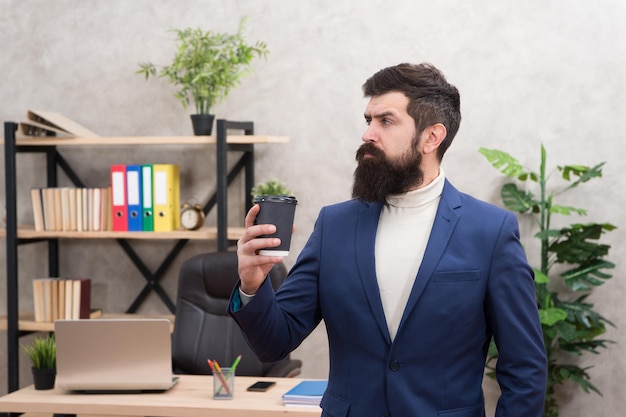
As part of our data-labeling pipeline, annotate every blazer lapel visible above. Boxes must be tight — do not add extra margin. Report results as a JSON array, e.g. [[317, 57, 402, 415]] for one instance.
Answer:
[[354, 201, 391, 342], [398, 180, 461, 332]]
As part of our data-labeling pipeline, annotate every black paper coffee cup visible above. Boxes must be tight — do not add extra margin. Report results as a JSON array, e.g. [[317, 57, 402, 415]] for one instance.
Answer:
[[254, 195, 298, 256]]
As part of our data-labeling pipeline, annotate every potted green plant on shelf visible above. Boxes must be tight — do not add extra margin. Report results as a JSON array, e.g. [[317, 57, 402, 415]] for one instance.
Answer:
[[22, 334, 57, 390], [480, 145, 617, 417], [137, 18, 269, 136]]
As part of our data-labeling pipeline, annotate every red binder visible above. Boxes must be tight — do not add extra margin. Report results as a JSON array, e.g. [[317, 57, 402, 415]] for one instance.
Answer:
[[110, 165, 128, 231]]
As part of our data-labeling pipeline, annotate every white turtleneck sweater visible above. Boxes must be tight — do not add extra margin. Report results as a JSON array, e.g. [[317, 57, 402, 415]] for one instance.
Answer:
[[375, 169, 445, 341]]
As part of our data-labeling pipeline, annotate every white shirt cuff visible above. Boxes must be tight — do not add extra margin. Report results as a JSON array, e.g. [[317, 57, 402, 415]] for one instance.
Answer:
[[238, 287, 255, 307]]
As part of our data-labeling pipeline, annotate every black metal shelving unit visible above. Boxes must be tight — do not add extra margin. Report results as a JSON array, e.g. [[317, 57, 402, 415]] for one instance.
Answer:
[[2, 119, 260, 393]]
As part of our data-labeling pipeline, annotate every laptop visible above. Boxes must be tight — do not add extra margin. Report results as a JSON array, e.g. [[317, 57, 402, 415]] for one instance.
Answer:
[[55, 318, 178, 392]]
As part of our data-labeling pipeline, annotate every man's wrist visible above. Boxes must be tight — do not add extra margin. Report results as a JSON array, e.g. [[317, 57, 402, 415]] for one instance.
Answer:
[[239, 287, 257, 298]]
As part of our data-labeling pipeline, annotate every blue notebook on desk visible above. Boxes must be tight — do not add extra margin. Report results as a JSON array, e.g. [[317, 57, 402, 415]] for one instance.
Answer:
[[282, 380, 328, 406]]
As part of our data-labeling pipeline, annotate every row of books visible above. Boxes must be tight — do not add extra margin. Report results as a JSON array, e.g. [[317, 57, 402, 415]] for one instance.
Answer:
[[110, 164, 180, 232], [32, 278, 92, 323], [31, 187, 112, 232], [29, 164, 181, 233]]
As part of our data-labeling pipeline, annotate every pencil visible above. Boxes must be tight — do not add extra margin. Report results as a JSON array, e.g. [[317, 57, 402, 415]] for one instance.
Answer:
[[230, 354, 242, 372]]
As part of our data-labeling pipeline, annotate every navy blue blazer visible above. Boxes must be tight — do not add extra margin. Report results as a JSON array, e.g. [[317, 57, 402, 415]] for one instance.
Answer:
[[230, 180, 547, 417]]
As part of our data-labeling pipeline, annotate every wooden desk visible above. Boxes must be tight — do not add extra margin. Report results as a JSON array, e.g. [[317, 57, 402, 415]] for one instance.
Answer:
[[0, 375, 322, 417]]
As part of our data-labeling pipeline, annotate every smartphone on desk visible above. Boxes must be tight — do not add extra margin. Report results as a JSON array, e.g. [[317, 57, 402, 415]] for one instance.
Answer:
[[247, 381, 276, 392]]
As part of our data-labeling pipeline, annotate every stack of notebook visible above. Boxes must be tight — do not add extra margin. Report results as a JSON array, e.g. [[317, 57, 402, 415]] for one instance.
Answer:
[[282, 380, 328, 407]]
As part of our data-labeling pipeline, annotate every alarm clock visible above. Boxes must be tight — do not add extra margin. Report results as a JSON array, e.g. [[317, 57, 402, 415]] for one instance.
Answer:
[[180, 202, 205, 230]]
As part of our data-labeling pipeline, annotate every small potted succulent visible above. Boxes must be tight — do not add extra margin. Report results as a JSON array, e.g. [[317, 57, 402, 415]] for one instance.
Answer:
[[138, 18, 269, 135], [22, 334, 56, 390], [251, 179, 292, 200]]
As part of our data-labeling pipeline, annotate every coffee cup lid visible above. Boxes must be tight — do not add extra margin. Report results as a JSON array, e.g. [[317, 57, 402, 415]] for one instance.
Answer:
[[254, 195, 297, 204]]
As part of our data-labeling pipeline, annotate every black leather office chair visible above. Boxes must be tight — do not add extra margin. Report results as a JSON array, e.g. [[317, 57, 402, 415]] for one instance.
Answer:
[[172, 251, 302, 377]]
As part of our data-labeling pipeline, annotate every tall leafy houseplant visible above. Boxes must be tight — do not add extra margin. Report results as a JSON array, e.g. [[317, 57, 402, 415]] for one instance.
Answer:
[[138, 19, 268, 134], [480, 146, 616, 417]]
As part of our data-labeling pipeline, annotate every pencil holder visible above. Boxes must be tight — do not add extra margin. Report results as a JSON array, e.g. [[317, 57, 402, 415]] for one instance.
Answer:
[[212, 367, 235, 400]]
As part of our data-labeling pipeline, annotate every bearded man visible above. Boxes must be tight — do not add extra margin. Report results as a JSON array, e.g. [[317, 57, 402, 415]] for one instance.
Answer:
[[230, 63, 547, 417]]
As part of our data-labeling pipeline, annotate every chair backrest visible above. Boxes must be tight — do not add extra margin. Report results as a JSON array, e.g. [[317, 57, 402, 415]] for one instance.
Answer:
[[172, 251, 301, 377]]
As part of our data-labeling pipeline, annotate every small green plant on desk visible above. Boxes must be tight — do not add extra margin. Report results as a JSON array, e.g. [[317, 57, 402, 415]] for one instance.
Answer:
[[480, 145, 617, 417], [22, 334, 56, 390], [23, 334, 56, 369]]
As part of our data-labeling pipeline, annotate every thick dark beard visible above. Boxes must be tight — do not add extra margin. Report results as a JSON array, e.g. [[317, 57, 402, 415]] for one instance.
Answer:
[[352, 142, 424, 203]]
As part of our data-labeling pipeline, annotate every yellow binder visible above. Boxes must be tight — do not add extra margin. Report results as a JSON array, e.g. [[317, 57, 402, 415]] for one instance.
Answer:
[[152, 164, 180, 232]]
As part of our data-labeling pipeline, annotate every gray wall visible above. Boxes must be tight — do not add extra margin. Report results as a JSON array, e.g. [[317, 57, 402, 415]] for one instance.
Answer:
[[1, 0, 625, 415]]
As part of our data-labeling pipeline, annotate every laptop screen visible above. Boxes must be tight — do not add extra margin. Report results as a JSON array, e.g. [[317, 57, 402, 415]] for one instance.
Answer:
[[54, 319, 177, 392]]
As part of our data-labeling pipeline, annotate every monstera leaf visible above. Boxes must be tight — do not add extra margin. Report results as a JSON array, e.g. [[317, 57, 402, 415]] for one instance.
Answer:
[[500, 183, 539, 213]]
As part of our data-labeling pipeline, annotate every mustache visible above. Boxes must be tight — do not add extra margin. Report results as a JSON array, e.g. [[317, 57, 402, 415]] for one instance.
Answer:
[[355, 143, 385, 162]]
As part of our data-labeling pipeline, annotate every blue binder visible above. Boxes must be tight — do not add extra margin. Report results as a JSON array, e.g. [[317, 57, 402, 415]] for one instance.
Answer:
[[125, 165, 143, 231]]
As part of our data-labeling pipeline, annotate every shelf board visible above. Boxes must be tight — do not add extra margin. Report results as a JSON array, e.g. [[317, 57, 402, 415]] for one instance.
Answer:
[[0, 313, 176, 333], [0, 225, 245, 240], [3, 135, 288, 146]]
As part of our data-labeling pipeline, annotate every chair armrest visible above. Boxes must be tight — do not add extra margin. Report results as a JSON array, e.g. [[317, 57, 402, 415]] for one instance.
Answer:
[[264, 358, 303, 378]]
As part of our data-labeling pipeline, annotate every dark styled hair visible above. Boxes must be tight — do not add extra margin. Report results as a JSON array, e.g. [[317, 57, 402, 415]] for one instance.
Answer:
[[362, 63, 461, 160]]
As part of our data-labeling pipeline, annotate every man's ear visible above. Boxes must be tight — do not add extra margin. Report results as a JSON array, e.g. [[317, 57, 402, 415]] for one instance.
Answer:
[[422, 123, 447, 155]]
